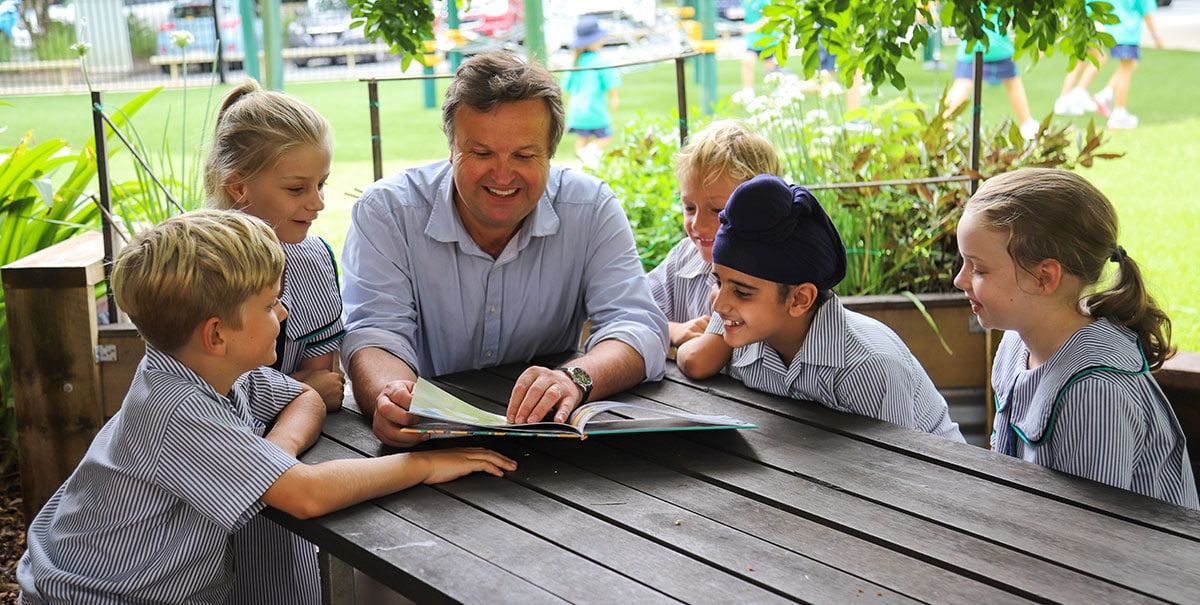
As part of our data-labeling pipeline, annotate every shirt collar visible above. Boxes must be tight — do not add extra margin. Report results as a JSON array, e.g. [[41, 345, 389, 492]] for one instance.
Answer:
[[677, 243, 712, 280]]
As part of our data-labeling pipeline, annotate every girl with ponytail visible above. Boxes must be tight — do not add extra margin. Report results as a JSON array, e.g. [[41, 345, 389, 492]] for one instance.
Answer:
[[955, 168, 1197, 508]]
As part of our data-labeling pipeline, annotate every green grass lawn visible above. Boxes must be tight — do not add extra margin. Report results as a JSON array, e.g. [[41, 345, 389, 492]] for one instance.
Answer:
[[4, 46, 1199, 350]]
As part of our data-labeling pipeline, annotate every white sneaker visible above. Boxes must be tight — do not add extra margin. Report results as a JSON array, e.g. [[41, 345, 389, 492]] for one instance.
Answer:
[[1068, 87, 1098, 113], [1107, 108, 1138, 129], [1019, 119, 1040, 140], [1093, 88, 1114, 117], [1054, 95, 1083, 116]]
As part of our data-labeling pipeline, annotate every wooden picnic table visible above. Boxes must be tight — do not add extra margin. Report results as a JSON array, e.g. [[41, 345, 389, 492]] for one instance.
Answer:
[[266, 361, 1200, 604]]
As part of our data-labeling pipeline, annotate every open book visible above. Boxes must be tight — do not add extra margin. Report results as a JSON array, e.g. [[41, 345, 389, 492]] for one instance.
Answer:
[[402, 378, 756, 439]]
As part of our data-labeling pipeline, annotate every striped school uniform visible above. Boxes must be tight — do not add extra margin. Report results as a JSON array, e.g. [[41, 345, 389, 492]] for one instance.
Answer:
[[17, 349, 302, 603], [647, 238, 716, 323], [991, 320, 1199, 509], [231, 235, 345, 605], [712, 295, 964, 441]]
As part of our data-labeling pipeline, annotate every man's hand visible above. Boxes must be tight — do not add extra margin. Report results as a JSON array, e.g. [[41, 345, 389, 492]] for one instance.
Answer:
[[506, 366, 582, 424], [372, 379, 430, 448], [668, 316, 711, 347]]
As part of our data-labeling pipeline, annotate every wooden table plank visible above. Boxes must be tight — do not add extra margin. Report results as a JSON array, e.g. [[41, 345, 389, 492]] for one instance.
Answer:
[[452, 367, 1200, 603], [662, 367, 1200, 538], [265, 438, 564, 604]]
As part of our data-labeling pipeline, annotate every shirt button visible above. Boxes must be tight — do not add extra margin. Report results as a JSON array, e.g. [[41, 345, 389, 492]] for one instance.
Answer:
[[489, 306, 497, 314], [485, 351, 494, 358]]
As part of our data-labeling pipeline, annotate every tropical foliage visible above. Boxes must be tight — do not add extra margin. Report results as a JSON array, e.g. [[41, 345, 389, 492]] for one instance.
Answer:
[[0, 90, 163, 470]]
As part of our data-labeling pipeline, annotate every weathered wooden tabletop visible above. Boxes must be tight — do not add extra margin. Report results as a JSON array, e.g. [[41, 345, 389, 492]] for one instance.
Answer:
[[267, 363, 1200, 604]]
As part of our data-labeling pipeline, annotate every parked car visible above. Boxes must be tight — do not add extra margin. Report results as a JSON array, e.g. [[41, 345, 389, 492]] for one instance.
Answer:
[[716, 0, 745, 21], [286, 0, 388, 67], [155, 0, 261, 71], [434, 0, 523, 42]]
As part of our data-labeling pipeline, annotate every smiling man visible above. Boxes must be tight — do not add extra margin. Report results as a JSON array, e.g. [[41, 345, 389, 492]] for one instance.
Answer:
[[341, 50, 668, 448]]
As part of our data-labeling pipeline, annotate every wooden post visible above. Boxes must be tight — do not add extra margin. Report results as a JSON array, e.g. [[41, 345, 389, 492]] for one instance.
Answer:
[[2, 232, 107, 523]]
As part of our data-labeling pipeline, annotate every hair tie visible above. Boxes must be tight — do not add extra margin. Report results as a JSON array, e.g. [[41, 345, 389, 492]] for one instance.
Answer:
[[1109, 245, 1126, 263]]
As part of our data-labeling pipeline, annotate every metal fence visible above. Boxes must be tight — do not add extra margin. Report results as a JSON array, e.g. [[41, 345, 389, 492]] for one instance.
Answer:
[[0, 0, 416, 96]]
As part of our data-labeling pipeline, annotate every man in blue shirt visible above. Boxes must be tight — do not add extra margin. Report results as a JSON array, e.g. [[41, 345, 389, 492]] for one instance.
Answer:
[[341, 50, 669, 448]]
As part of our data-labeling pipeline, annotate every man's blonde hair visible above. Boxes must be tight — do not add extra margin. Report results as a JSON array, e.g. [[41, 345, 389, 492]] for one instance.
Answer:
[[112, 209, 285, 352], [674, 120, 782, 189]]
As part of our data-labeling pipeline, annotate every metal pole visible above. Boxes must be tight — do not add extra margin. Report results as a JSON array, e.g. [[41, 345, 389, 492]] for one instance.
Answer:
[[523, 0, 546, 64], [239, 0, 260, 80], [210, 0, 226, 83], [370, 80, 383, 181], [262, 0, 283, 89], [675, 56, 689, 144], [91, 91, 118, 322], [446, 0, 461, 72], [970, 50, 982, 194]]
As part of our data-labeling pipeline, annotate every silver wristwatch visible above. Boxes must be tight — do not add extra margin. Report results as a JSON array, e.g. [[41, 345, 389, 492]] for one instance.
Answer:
[[557, 366, 593, 401]]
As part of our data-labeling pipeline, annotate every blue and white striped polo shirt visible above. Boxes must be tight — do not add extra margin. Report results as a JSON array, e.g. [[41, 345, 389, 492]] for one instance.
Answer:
[[991, 320, 1199, 509], [711, 295, 964, 441], [18, 348, 302, 603], [230, 235, 345, 605], [647, 238, 717, 324]]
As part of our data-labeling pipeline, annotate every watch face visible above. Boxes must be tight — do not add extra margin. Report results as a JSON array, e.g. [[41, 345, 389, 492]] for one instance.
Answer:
[[562, 366, 592, 392]]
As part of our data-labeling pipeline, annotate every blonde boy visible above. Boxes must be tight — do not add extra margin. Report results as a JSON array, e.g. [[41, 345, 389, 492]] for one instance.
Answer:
[[677, 176, 963, 441], [18, 210, 515, 603], [647, 120, 782, 348]]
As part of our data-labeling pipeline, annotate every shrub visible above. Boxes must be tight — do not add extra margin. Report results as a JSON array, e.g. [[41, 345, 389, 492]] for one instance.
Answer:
[[593, 77, 1120, 296]]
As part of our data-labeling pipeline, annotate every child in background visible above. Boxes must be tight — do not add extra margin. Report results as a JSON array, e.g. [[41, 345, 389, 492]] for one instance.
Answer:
[[563, 14, 620, 166], [205, 80, 346, 604], [943, 6, 1039, 140], [955, 168, 1197, 508], [736, 0, 778, 103], [648, 120, 782, 349], [1077, 0, 1163, 129], [17, 211, 517, 603], [677, 175, 964, 442], [1053, 48, 1106, 116]]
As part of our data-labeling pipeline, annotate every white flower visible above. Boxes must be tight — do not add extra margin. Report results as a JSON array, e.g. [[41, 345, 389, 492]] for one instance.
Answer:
[[69, 42, 91, 57], [171, 31, 195, 49]]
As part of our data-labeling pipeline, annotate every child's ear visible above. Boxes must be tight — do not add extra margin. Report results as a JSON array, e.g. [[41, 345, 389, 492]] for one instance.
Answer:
[[224, 177, 248, 209], [787, 283, 820, 317], [199, 317, 226, 355], [1033, 259, 1064, 294]]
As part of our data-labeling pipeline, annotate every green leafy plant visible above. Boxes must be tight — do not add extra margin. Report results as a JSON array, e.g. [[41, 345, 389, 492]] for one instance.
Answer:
[[593, 77, 1121, 297], [591, 113, 688, 272]]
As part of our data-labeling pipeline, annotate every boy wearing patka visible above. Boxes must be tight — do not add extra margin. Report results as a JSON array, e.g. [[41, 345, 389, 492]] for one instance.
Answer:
[[677, 175, 964, 441]]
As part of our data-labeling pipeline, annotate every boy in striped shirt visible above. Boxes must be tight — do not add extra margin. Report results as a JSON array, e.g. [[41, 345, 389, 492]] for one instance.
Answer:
[[18, 210, 515, 604], [677, 175, 963, 441]]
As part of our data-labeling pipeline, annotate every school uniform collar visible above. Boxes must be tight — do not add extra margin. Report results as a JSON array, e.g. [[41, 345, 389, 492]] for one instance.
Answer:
[[279, 237, 342, 342], [999, 318, 1148, 445], [142, 345, 239, 412], [676, 243, 712, 280], [425, 162, 563, 260], [730, 294, 849, 372]]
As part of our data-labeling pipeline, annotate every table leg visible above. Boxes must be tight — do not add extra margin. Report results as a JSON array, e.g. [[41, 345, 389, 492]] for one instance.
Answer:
[[319, 549, 356, 605]]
